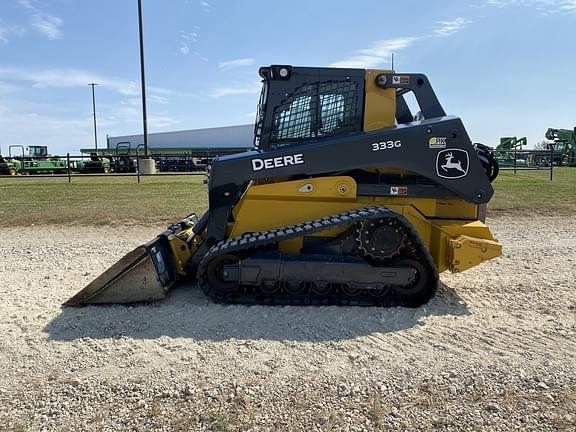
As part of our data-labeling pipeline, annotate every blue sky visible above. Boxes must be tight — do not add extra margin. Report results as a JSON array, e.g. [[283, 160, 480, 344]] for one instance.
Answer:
[[0, 0, 574, 154]]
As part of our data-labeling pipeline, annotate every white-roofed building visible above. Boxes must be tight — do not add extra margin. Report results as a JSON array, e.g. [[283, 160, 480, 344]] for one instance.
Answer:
[[81, 124, 254, 157]]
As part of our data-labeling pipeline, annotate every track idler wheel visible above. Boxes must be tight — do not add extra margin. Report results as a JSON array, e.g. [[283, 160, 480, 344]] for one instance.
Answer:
[[393, 258, 432, 305], [205, 254, 240, 294]]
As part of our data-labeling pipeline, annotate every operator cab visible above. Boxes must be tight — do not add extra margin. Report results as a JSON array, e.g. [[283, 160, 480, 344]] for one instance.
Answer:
[[254, 65, 365, 151], [28, 146, 48, 158]]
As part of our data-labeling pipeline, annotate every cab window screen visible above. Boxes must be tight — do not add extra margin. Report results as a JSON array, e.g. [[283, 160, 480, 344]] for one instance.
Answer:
[[270, 80, 359, 148]]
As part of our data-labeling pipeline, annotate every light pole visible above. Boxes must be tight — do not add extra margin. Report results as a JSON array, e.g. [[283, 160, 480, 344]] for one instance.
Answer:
[[89, 83, 99, 152], [137, 0, 148, 157]]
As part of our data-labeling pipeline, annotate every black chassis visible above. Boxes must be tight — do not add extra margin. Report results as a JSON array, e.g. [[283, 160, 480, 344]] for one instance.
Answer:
[[190, 68, 494, 266]]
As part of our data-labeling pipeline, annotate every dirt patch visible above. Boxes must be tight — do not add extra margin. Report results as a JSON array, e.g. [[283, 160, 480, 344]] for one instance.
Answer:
[[0, 216, 575, 431]]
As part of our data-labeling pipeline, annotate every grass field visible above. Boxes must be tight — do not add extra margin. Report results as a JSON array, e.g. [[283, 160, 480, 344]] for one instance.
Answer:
[[491, 167, 576, 212], [0, 175, 208, 227], [0, 168, 574, 227]]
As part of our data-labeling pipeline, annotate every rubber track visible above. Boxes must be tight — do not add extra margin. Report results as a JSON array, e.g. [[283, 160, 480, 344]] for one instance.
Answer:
[[197, 206, 439, 307]]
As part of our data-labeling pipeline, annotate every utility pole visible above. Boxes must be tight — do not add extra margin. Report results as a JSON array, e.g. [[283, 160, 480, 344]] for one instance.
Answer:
[[89, 83, 99, 152], [137, 0, 149, 157]]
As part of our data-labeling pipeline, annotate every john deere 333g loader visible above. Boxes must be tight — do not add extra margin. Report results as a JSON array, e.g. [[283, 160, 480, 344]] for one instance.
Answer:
[[66, 65, 501, 308]]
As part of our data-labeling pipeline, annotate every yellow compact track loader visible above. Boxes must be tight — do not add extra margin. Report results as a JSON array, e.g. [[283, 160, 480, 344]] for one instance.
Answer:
[[66, 65, 501, 308]]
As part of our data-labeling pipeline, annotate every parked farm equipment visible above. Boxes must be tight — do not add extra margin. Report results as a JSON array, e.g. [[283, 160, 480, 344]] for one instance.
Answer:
[[495, 137, 528, 167], [0, 145, 68, 175], [114, 142, 137, 173], [78, 153, 112, 174], [0, 154, 18, 175], [545, 128, 576, 166]]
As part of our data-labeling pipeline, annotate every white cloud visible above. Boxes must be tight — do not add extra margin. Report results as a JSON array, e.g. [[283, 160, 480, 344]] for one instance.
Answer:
[[0, 67, 140, 96], [200, 1, 211, 13], [149, 95, 169, 104], [0, 20, 25, 44], [17, 0, 33, 9], [561, 0, 576, 10], [178, 31, 197, 55], [0, 98, 181, 154], [433, 17, 471, 37], [120, 98, 140, 107], [210, 81, 262, 98], [484, 0, 576, 13], [148, 115, 180, 128], [0, 69, 182, 154], [96, 109, 180, 131], [181, 31, 198, 42], [0, 81, 21, 94], [31, 12, 62, 40], [330, 37, 418, 68], [0, 67, 175, 101], [18, 0, 64, 40], [0, 107, 96, 154], [148, 86, 180, 97], [330, 17, 472, 69], [218, 58, 254, 70]]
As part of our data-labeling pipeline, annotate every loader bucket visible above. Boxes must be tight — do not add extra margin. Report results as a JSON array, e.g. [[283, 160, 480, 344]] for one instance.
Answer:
[[64, 236, 176, 306]]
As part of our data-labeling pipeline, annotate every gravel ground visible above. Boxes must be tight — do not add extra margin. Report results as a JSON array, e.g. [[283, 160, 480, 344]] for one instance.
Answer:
[[0, 215, 575, 431]]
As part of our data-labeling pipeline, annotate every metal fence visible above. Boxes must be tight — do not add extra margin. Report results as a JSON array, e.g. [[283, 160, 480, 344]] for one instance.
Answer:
[[494, 148, 555, 181], [0, 153, 208, 183]]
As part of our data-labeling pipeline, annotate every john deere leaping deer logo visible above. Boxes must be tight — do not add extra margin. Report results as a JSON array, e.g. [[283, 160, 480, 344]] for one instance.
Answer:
[[436, 149, 469, 179], [441, 152, 466, 173]]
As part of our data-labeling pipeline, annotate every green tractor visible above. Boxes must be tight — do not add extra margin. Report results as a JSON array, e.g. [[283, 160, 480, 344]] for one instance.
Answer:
[[545, 128, 576, 166], [2, 145, 68, 175], [495, 136, 528, 167], [0, 154, 18, 175], [79, 152, 112, 173]]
